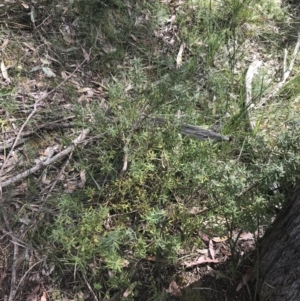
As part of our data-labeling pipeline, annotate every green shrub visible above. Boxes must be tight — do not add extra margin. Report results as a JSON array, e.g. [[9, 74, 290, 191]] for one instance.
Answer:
[[35, 0, 300, 299]]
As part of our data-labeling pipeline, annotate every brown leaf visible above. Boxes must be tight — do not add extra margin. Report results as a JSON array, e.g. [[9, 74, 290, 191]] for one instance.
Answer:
[[61, 71, 68, 80], [123, 288, 131, 298], [41, 291, 47, 301], [212, 236, 228, 243], [1, 60, 8, 80], [60, 29, 74, 44], [0, 39, 9, 50], [183, 256, 221, 268], [168, 280, 182, 297], [130, 34, 137, 42], [23, 42, 36, 52], [220, 245, 232, 256], [199, 232, 210, 243], [78, 87, 92, 93], [236, 267, 253, 291], [78, 170, 86, 188], [123, 284, 136, 298], [21, 2, 30, 9]]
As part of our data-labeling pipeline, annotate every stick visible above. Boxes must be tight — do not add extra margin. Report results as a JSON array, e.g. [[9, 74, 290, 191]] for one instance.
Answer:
[[82, 271, 99, 301], [0, 129, 89, 188], [0, 116, 75, 152], [0, 55, 87, 187], [0, 100, 39, 178]]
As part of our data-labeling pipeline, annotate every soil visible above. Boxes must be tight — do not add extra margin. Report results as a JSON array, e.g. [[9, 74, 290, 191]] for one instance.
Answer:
[[165, 234, 258, 301]]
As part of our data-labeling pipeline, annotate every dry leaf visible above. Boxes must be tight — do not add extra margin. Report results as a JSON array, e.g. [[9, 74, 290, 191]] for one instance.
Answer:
[[176, 43, 185, 67], [125, 84, 133, 92], [30, 6, 36, 23], [102, 43, 116, 54], [130, 34, 137, 41], [220, 245, 231, 256], [196, 248, 209, 255], [41, 291, 47, 301], [183, 256, 220, 268], [31, 66, 41, 72], [209, 239, 215, 260], [1, 60, 8, 79], [77, 94, 86, 102], [40, 57, 51, 65], [123, 288, 132, 298], [19, 217, 31, 225], [78, 170, 86, 188], [123, 283, 136, 298], [236, 267, 253, 291], [168, 280, 182, 297], [86, 89, 94, 97], [23, 42, 36, 51], [0, 39, 9, 50], [78, 87, 92, 93], [21, 2, 30, 9], [168, 15, 176, 23], [212, 236, 228, 243], [42, 67, 56, 78], [61, 71, 68, 80], [60, 29, 74, 44], [82, 47, 90, 62], [199, 232, 210, 243], [42, 145, 60, 157], [239, 232, 254, 241]]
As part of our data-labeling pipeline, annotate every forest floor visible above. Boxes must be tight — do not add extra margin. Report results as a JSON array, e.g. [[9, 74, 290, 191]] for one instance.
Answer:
[[1, 1, 300, 300]]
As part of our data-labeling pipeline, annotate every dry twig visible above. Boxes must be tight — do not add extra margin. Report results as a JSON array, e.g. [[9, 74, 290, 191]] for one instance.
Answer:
[[0, 129, 89, 188]]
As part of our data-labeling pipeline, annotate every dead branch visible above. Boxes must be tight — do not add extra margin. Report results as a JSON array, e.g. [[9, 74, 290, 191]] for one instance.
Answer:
[[0, 129, 89, 188], [0, 56, 87, 184], [0, 100, 39, 179], [0, 116, 75, 152]]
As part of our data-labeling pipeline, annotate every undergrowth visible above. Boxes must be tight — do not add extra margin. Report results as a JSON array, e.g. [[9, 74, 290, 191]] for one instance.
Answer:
[[2, 0, 300, 300]]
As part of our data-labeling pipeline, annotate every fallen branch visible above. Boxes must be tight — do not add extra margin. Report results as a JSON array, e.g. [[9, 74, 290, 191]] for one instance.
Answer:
[[0, 99, 39, 178], [0, 137, 30, 152], [0, 55, 87, 187], [0, 129, 89, 188], [0, 119, 74, 152]]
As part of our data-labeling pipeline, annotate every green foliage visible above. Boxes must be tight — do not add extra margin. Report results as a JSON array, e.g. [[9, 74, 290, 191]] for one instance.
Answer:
[[35, 0, 300, 299]]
